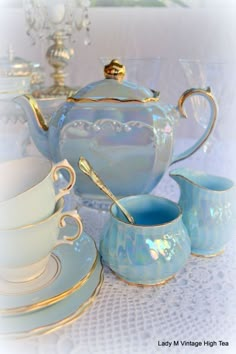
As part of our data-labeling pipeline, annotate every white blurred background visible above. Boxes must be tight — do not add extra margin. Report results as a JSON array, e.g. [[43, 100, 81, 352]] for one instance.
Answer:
[[0, 1, 236, 86], [0, 0, 235, 177]]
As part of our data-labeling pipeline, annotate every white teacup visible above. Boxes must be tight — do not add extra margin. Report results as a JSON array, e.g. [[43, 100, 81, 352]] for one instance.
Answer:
[[0, 157, 76, 229], [0, 197, 83, 282]]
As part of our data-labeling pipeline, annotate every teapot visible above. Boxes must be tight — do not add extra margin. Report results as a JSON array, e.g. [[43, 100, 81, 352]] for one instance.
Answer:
[[15, 59, 217, 209]]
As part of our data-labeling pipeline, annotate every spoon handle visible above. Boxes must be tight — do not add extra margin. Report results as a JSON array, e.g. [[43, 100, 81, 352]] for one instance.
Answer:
[[78, 157, 134, 224]]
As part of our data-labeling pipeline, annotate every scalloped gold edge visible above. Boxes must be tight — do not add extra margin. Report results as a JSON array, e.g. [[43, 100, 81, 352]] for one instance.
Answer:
[[0, 245, 99, 315], [67, 95, 160, 104], [0, 269, 104, 339]]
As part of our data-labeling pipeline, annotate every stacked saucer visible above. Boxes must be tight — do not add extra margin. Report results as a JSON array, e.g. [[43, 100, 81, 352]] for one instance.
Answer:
[[0, 157, 103, 338], [0, 226, 103, 339]]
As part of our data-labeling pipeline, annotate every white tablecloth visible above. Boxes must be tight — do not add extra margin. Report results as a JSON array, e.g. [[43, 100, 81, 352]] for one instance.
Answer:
[[1, 139, 236, 354]]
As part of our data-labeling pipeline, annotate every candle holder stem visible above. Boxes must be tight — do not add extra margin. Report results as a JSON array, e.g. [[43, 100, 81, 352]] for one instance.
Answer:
[[24, 0, 91, 98], [33, 31, 74, 98]]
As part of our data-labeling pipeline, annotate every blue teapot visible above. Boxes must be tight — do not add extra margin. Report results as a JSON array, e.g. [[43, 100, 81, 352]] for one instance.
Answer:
[[15, 59, 217, 209]]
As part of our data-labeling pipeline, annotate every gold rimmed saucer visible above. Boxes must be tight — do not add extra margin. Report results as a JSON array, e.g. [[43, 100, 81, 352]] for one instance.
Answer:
[[0, 258, 103, 339], [0, 253, 61, 296], [0, 228, 98, 315], [37, 269, 104, 338]]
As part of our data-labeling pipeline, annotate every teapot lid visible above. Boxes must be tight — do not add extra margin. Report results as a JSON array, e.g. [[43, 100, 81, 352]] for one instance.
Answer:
[[0, 47, 32, 78], [67, 59, 160, 103]]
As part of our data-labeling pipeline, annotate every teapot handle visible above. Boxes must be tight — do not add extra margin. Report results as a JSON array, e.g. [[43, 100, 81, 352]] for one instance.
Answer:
[[171, 87, 217, 165]]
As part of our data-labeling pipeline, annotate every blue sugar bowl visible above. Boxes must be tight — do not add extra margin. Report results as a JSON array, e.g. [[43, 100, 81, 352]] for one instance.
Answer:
[[100, 195, 191, 286]]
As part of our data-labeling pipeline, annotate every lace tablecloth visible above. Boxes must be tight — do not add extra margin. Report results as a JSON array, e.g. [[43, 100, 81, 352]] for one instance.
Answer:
[[1, 140, 236, 354]]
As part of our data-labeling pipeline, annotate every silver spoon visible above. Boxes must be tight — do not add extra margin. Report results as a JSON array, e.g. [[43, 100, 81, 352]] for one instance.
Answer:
[[78, 157, 135, 224]]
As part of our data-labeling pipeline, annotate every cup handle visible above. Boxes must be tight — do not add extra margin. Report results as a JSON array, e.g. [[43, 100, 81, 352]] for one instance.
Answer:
[[51, 159, 76, 201], [52, 210, 83, 249], [171, 87, 218, 165]]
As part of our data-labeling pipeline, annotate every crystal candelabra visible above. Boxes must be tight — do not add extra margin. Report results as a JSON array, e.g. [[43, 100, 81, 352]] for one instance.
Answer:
[[24, 0, 91, 98]]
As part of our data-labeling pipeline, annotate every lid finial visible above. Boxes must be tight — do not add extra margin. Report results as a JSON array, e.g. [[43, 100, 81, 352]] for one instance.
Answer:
[[104, 59, 126, 82]]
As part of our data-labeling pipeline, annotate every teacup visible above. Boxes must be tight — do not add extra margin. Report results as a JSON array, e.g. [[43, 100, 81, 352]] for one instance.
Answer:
[[0, 157, 76, 229], [100, 195, 191, 285], [0, 197, 83, 282]]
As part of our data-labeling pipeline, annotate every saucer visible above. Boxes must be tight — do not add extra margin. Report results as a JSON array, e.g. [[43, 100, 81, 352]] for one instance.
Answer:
[[0, 256, 103, 338], [0, 228, 97, 315]]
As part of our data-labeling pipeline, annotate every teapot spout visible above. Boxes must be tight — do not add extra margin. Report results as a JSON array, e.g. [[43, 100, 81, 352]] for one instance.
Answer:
[[14, 95, 51, 159]]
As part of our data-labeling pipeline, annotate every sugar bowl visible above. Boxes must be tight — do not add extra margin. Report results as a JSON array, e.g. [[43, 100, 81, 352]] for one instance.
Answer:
[[100, 195, 191, 285]]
